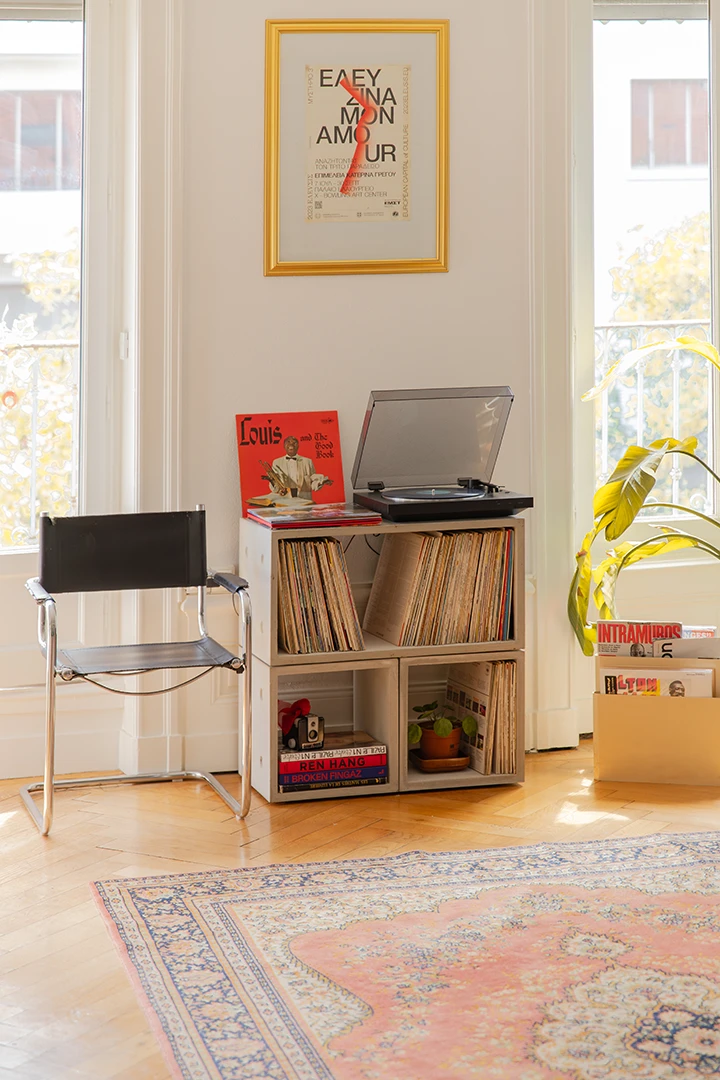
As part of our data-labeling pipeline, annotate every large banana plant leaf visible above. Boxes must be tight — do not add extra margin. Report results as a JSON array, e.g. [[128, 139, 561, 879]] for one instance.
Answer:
[[592, 531, 700, 621], [567, 517, 611, 656], [593, 437, 698, 542], [582, 336, 720, 401]]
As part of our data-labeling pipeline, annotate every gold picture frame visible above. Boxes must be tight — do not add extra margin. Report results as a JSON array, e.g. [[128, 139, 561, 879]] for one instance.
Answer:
[[264, 19, 449, 276]]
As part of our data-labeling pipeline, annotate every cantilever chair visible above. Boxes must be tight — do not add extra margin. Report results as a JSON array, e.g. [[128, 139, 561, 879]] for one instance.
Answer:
[[22, 508, 252, 836]]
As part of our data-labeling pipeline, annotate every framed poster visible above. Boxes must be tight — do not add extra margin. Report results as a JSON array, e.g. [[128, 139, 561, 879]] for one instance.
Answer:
[[264, 19, 449, 276]]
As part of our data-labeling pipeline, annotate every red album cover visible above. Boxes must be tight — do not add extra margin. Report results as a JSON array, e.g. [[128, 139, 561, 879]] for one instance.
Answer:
[[236, 412, 345, 517]]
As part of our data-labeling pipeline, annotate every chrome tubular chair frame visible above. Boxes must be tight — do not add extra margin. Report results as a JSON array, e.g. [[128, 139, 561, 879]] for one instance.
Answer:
[[20, 510, 252, 836]]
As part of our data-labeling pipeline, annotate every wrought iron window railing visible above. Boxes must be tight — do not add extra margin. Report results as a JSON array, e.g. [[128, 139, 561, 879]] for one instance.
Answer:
[[594, 319, 712, 516]]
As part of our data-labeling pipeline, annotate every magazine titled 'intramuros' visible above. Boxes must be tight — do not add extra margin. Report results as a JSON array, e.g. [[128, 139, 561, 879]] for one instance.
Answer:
[[596, 620, 682, 657], [602, 668, 713, 697]]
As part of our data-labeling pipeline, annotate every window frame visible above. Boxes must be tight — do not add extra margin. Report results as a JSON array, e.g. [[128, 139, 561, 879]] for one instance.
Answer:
[[580, 1, 720, 565], [0, 0, 120, 564]]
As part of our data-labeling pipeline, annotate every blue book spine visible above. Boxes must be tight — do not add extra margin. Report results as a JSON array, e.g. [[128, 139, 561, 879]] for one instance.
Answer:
[[281, 765, 388, 785]]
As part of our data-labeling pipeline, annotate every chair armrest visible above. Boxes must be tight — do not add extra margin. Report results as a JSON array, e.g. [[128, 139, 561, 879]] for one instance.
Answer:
[[26, 577, 53, 604], [208, 571, 249, 594]]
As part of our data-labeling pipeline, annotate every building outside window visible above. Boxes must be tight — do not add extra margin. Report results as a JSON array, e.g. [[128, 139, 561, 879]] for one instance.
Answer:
[[631, 78, 708, 167]]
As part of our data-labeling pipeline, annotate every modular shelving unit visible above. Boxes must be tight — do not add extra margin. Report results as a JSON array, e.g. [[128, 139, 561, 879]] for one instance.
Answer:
[[239, 515, 526, 803]]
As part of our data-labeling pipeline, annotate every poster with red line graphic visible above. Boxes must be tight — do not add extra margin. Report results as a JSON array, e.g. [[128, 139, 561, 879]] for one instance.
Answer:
[[236, 412, 345, 517], [305, 65, 410, 224]]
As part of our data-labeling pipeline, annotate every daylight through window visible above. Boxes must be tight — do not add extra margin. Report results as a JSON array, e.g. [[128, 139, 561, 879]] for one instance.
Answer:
[[0, 21, 82, 550], [593, 15, 712, 516]]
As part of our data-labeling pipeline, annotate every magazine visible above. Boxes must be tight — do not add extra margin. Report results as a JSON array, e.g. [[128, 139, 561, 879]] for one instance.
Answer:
[[247, 503, 381, 529], [653, 638, 720, 660], [601, 668, 713, 697], [236, 412, 344, 517], [596, 620, 682, 657]]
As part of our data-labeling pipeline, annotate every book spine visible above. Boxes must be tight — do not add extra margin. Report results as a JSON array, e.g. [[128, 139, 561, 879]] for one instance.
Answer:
[[279, 777, 389, 792], [279, 743, 387, 762], [279, 753, 387, 775], [280, 766, 388, 785]]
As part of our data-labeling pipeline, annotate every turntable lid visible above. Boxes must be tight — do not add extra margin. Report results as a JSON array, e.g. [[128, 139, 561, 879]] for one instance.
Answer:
[[351, 387, 514, 491]]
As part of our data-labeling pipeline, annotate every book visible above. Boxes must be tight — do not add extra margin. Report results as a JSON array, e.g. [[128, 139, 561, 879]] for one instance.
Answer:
[[653, 638, 720, 659], [601, 668, 713, 696], [280, 766, 388, 785], [247, 503, 382, 529], [279, 733, 386, 761], [277, 537, 364, 653], [279, 753, 387, 774], [363, 529, 515, 647], [596, 620, 682, 657], [279, 777, 388, 792], [684, 625, 718, 638], [236, 411, 344, 517]]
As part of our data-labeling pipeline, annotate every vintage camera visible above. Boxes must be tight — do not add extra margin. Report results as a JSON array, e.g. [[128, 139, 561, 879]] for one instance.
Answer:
[[296, 713, 324, 750]]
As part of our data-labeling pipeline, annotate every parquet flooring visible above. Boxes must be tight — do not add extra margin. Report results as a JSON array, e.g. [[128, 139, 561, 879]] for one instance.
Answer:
[[2, 738, 720, 1078]]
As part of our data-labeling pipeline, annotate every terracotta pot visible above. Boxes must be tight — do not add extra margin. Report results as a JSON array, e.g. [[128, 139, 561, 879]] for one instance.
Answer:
[[419, 724, 461, 760]]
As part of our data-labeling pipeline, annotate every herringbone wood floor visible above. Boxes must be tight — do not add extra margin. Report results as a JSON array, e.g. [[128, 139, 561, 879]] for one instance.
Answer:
[[2, 739, 720, 1078]]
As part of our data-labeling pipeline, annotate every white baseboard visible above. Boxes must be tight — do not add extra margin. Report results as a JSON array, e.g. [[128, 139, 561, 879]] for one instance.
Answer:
[[184, 730, 239, 773], [532, 706, 580, 751], [1, 729, 121, 781], [0, 685, 124, 779]]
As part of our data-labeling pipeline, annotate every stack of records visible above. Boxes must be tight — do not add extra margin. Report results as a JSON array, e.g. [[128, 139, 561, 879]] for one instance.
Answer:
[[363, 529, 514, 647], [483, 660, 517, 775], [278, 538, 364, 653]]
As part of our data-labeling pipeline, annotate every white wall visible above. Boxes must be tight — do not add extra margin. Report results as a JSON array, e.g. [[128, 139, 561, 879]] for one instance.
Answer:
[[2, 0, 583, 778], [178, 0, 533, 574]]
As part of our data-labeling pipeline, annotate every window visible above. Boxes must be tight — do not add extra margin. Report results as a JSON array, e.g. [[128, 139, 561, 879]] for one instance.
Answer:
[[593, 12, 712, 516], [631, 78, 708, 167], [0, 21, 82, 548], [0, 89, 81, 190]]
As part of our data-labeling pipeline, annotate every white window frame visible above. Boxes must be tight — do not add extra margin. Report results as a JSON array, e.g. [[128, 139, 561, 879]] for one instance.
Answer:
[[0, 0, 122, 696], [0, 0, 120, 568], [577, 0, 720, 568]]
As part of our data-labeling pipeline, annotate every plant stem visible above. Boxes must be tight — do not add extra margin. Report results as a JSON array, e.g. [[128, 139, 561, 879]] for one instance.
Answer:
[[617, 532, 720, 575], [674, 450, 720, 488], [648, 502, 720, 530]]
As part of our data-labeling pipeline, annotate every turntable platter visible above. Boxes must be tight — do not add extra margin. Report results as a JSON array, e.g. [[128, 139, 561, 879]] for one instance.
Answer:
[[383, 486, 487, 504]]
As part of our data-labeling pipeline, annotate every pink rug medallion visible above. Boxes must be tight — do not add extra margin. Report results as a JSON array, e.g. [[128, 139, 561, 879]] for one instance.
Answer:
[[93, 834, 720, 1078]]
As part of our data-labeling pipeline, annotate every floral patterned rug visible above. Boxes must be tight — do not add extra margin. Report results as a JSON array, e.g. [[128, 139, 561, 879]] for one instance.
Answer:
[[93, 833, 720, 1079]]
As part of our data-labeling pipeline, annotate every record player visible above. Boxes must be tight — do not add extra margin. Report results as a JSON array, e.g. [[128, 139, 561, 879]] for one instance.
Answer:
[[351, 386, 533, 522]]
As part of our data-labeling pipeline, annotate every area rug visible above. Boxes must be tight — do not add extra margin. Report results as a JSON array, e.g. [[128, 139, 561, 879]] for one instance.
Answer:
[[93, 833, 720, 1079]]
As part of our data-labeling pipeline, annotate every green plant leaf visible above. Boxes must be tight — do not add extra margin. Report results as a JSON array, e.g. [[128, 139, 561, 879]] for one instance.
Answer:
[[407, 723, 422, 745], [461, 715, 478, 738], [568, 525, 601, 656], [593, 437, 698, 541], [581, 336, 720, 401], [591, 543, 635, 620], [593, 531, 700, 619], [433, 717, 454, 738]]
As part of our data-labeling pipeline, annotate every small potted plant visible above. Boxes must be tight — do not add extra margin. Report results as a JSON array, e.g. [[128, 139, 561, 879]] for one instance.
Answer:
[[408, 701, 478, 760]]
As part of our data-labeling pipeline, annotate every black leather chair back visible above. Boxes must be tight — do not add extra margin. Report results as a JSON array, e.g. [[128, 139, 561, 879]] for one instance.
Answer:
[[39, 511, 207, 593]]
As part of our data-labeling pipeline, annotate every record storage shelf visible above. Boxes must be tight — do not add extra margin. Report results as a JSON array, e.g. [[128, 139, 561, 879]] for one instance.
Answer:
[[239, 515, 526, 803]]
